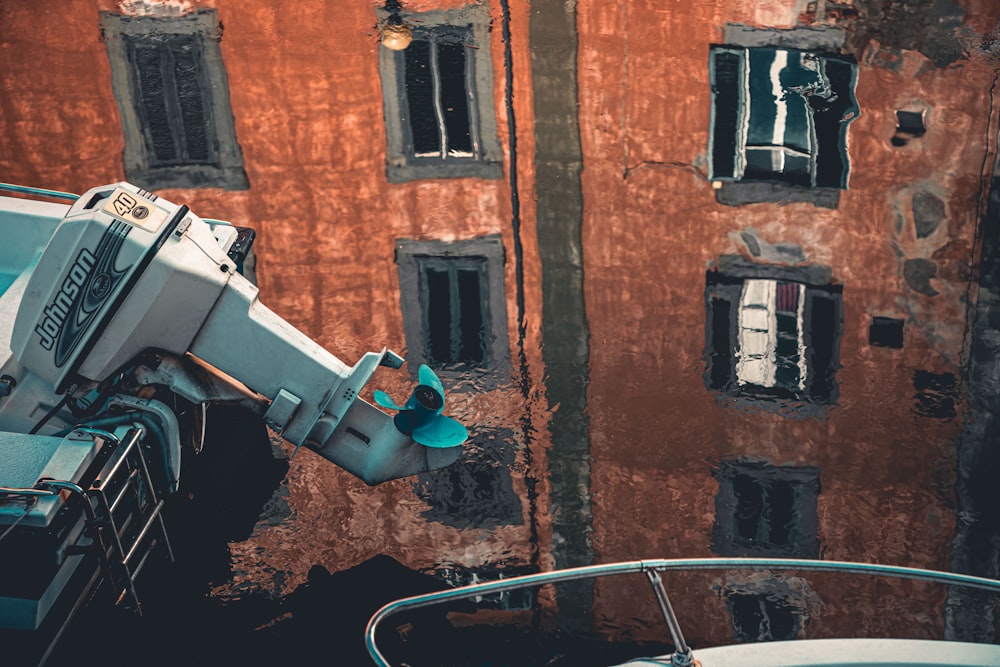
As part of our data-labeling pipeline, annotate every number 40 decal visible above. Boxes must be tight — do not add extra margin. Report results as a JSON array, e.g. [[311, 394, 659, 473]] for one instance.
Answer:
[[102, 187, 169, 232]]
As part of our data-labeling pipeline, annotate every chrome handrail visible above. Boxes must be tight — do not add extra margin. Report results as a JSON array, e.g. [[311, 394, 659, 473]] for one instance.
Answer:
[[0, 182, 80, 201], [364, 557, 1000, 667]]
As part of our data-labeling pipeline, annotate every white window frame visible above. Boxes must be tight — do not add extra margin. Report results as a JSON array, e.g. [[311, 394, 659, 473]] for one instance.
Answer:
[[737, 279, 807, 392]]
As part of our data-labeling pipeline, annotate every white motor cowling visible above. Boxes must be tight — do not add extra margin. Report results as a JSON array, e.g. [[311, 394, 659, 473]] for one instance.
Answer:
[[11, 183, 228, 393], [5, 182, 467, 486]]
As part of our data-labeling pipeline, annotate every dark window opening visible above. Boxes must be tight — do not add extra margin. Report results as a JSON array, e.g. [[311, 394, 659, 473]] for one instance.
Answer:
[[404, 40, 437, 155], [422, 257, 487, 366], [728, 592, 802, 642], [439, 42, 473, 154], [732, 473, 796, 547], [709, 46, 858, 189], [403, 30, 475, 161], [869, 316, 904, 348], [101, 10, 247, 190], [710, 50, 742, 180], [704, 271, 842, 404], [395, 236, 510, 382], [714, 460, 820, 557], [773, 281, 802, 392], [128, 35, 215, 167], [896, 110, 926, 135], [808, 292, 837, 399], [892, 110, 927, 146], [709, 295, 734, 390], [913, 370, 957, 419], [378, 6, 500, 183]]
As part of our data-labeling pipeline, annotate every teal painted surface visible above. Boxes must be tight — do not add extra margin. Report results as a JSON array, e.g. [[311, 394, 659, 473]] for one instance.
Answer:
[[0, 195, 66, 299], [0, 272, 17, 299]]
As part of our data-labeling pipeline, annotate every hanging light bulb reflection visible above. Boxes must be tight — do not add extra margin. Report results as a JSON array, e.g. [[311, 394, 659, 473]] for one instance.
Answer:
[[381, 0, 412, 51], [381, 21, 412, 50]]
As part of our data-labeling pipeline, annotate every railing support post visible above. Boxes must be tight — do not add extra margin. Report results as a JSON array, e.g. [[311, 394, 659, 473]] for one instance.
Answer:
[[645, 568, 695, 667]]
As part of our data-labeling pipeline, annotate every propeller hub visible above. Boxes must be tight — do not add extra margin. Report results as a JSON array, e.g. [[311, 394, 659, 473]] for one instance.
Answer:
[[413, 385, 443, 411]]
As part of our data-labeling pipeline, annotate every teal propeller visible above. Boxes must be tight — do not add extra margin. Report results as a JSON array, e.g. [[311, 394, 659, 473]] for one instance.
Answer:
[[373, 364, 468, 448]]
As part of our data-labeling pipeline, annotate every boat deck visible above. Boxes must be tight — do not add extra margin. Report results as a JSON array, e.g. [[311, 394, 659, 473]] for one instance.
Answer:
[[365, 558, 1000, 667]]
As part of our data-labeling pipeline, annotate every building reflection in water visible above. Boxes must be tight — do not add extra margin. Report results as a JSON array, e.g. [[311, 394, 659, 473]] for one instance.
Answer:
[[2, 0, 1000, 661]]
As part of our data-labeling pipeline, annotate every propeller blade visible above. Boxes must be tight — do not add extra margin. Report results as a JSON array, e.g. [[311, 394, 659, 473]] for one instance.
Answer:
[[373, 389, 407, 411], [412, 414, 468, 449], [418, 365, 446, 404]]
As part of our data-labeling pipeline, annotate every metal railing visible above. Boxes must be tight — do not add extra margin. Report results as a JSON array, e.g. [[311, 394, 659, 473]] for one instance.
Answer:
[[0, 181, 232, 227], [0, 182, 80, 201], [0, 426, 174, 665], [364, 557, 1000, 667]]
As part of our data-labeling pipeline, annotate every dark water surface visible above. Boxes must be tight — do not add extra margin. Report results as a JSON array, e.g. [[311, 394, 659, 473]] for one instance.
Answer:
[[17, 406, 663, 667]]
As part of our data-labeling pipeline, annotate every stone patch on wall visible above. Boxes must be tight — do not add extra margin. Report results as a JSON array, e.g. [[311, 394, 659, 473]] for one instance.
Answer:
[[723, 23, 846, 51], [913, 190, 946, 239], [903, 257, 940, 296], [716, 181, 841, 209], [733, 229, 808, 265]]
